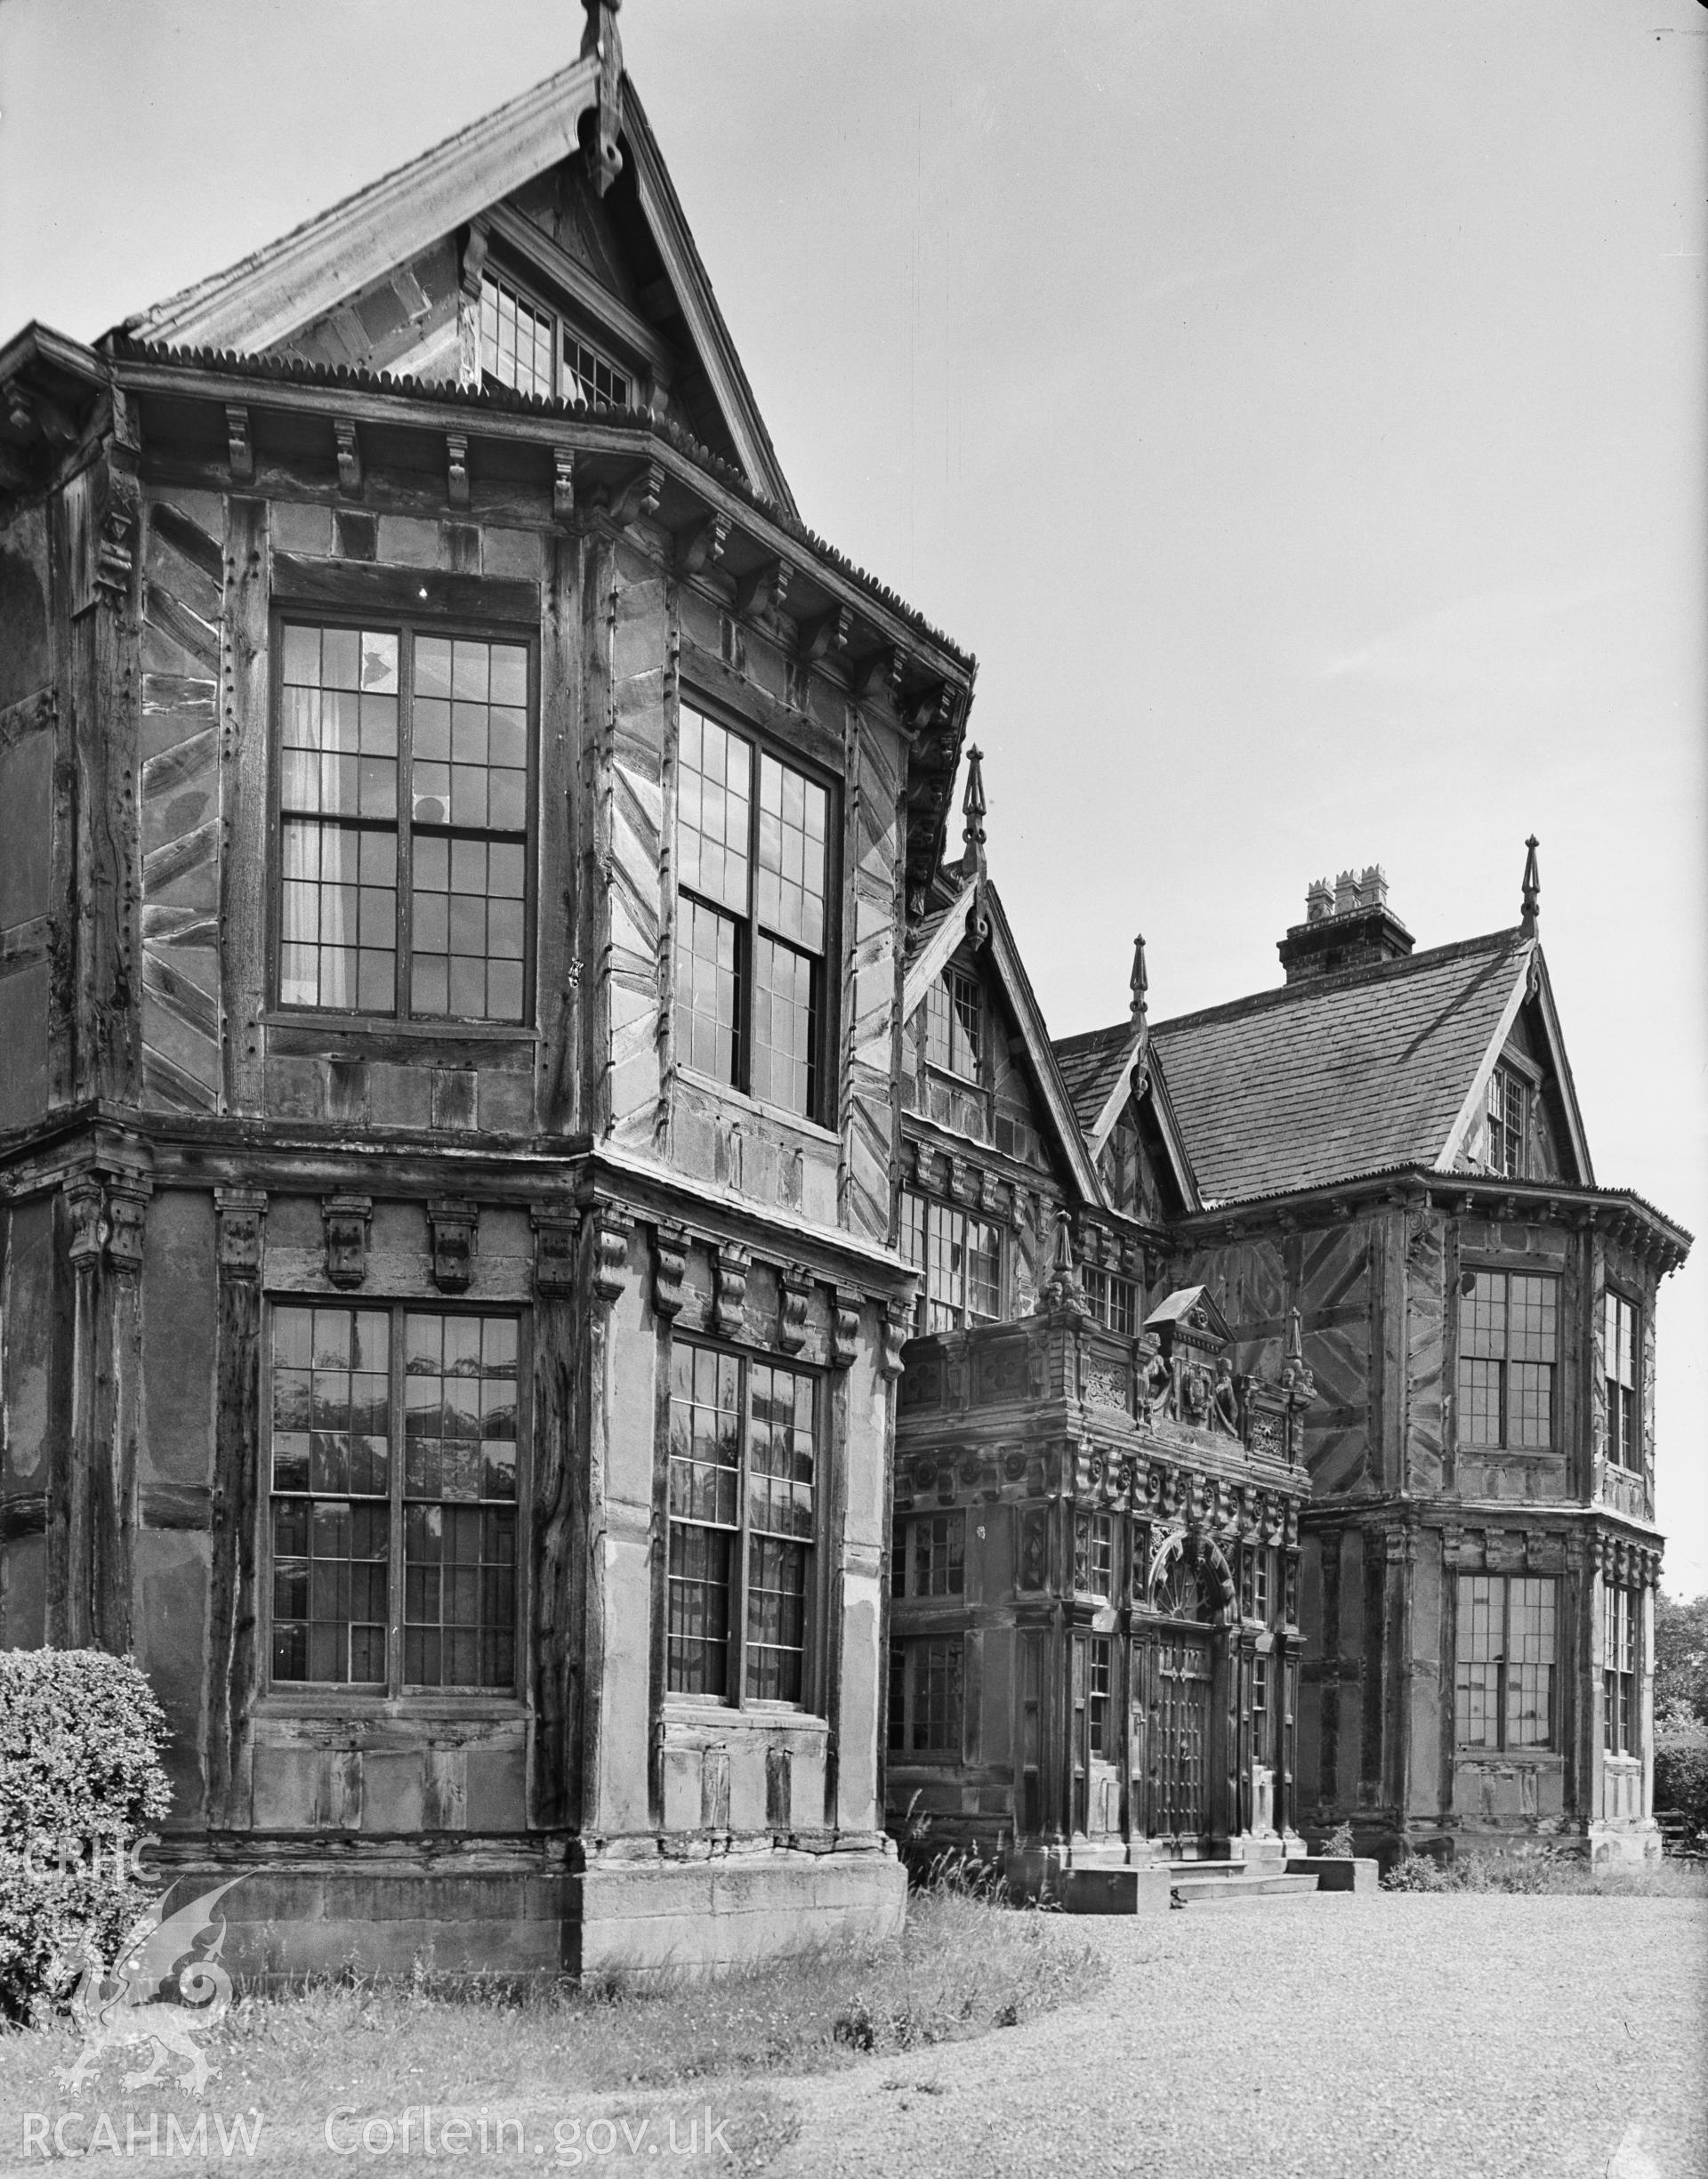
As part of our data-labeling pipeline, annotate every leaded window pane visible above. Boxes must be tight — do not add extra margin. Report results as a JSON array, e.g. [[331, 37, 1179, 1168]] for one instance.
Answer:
[[677, 706, 752, 915], [479, 272, 556, 400], [750, 934, 816, 1118], [673, 898, 741, 1083], [1455, 1271, 1558, 1451], [564, 332, 631, 409], [668, 1343, 817, 1704]]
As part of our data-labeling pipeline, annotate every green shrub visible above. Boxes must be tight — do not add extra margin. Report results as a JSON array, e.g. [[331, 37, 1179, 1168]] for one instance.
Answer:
[[1655, 1740, 1708, 1834], [0, 1649, 172, 2020], [1320, 1820, 1356, 1860]]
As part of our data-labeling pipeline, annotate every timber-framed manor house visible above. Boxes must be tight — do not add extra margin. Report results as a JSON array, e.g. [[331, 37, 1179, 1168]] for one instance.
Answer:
[[0, 5, 1688, 1971]]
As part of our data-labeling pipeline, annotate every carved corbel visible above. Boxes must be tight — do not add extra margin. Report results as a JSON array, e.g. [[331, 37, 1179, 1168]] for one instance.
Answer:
[[880, 1295, 913, 1381], [334, 420, 363, 495], [736, 558, 790, 623], [552, 448, 576, 523], [831, 1287, 863, 1370], [853, 646, 903, 702], [799, 603, 851, 666], [675, 511, 730, 577], [593, 1205, 636, 1303], [322, 1195, 372, 1288], [608, 457, 665, 529], [713, 1241, 751, 1340], [94, 508, 134, 605], [459, 219, 490, 299], [778, 1265, 813, 1355], [7, 383, 76, 448], [531, 1207, 580, 1297], [215, 1189, 268, 1279], [428, 1198, 479, 1294], [105, 1179, 151, 1276], [224, 405, 254, 483], [948, 1156, 973, 1207], [446, 432, 470, 510], [653, 1223, 689, 1320]]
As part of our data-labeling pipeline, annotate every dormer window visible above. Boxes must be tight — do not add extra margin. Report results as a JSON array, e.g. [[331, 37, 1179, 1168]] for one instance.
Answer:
[[925, 967, 981, 1080], [1486, 1064, 1527, 1176], [479, 270, 632, 410]]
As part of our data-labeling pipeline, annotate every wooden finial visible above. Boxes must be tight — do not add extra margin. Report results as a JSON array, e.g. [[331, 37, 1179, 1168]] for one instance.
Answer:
[[1519, 835, 1540, 940], [961, 745, 987, 882], [1130, 933, 1148, 1031], [580, 0, 624, 196]]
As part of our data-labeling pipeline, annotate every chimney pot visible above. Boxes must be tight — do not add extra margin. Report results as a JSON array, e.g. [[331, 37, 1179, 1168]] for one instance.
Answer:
[[1333, 870, 1358, 915], [1306, 879, 1333, 925], [1358, 863, 1388, 909]]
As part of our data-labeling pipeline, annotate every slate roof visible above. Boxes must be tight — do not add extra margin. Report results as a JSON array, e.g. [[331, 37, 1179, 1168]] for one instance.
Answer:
[[1059, 929, 1529, 1207], [1054, 1023, 1137, 1138]]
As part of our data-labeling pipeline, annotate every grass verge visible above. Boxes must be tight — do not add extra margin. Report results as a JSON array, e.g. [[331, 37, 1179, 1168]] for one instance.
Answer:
[[0, 1887, 1107, 2118], [1382, 1849, 1708, 1895]]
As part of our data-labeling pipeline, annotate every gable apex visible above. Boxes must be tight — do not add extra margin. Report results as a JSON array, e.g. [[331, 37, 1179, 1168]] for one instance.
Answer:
[[120, 52, 795, 512]]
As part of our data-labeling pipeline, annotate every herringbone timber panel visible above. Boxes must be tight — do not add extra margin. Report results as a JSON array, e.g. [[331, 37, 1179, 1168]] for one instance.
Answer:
[[601, 561, 667, 1151], [1298, 1225, 1373, 1496], [139, 499, 224, 1111], [1406, 1212, 1446, 1493], [839, 710, 902, 1240]]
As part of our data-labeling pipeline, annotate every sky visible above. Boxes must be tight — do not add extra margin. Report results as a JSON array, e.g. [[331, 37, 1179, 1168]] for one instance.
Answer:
[[2, 0, 1704, 1587]]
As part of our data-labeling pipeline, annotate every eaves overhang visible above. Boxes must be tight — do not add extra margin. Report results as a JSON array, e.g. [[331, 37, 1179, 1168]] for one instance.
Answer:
[[1173, 1164, 1691, 1277], [101, 337, 974, 687]]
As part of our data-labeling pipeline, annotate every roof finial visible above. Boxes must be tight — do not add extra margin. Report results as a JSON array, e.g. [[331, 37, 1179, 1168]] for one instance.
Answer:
[[1129, 934, 1148, 1031], [580, 0, 624, 196], [1519, 835, 1540, 940], [961, 745, 987, 882]]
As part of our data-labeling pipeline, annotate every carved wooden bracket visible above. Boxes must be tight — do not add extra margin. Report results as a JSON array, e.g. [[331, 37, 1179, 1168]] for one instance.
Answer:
[[215, 1189, 268, 1280], [536, 455, 569, 535], [446, 433, 471, 510], [460, 219, 490, 301], [799, 603, 851, 666], [582, 0, 624, 196], [736, 558, 790, 623], [532, 1207, 581, 1297], [778, 1265, 814, 1355], [853, 646, 903, 702], [880, 1296, 912, 1380], [94, 509, 134, 605], [428, 1198, 479, 1294], [334, 420, 363, 495], [654, 1223, 689, 1319], [225, 405, 254, 483], [65, 1172, 152, 1274], [608, 458, 664, 529], [322, 1196, 372, 1287], [106, 1180, 151, 1276], [676, 511, 729, 577], [831, 1287, 862, 1371], [713, 1241, 751, 1341], [592, 1205, 635, 1303]]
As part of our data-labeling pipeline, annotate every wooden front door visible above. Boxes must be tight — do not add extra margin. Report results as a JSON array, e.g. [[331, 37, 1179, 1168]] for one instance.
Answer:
[[1148, 1626, 1212, 1852]]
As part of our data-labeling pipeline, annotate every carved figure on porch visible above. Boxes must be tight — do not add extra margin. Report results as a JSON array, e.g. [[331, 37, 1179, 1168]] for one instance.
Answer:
[[1208, 1356, 1241, 1438], [1136, 1336, 1172, 1424]]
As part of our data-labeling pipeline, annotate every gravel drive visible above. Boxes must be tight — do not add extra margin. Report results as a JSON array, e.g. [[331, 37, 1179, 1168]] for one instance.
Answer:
[[767, 1893, 1708, 2179]]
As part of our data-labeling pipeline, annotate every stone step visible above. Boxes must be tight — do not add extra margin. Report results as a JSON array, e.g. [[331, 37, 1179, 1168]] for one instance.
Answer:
[[1171, 1871, 1319, 1904]]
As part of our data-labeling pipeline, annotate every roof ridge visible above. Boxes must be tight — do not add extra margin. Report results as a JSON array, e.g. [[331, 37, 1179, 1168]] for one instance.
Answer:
[[1148, 927, 1523, 1040]]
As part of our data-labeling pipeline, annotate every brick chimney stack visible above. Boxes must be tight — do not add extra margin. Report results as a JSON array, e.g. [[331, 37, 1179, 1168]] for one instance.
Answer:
[[1277, 864, 1414, 984]]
